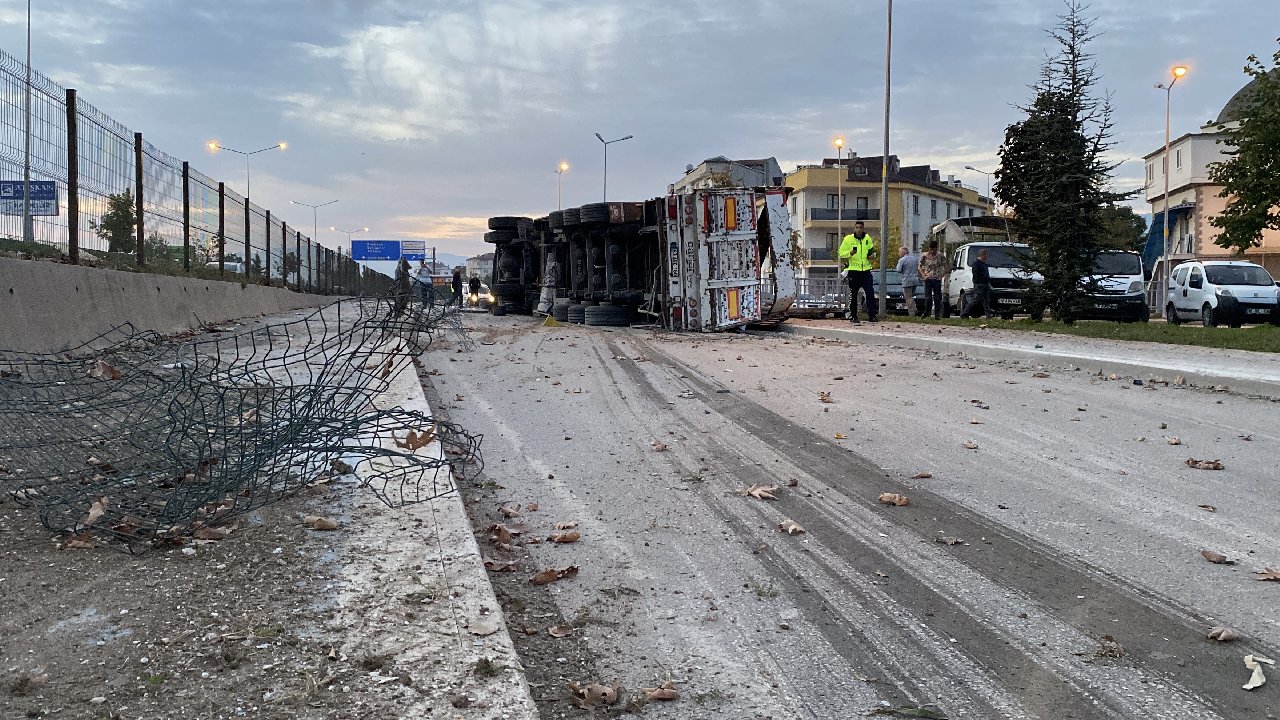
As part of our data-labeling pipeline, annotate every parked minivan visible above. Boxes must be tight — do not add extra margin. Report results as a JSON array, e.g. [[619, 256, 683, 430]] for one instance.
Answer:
[[1166, 260, 1280, 327], [1077, 250, 1148, 322], [944, 242, 1039, 319]]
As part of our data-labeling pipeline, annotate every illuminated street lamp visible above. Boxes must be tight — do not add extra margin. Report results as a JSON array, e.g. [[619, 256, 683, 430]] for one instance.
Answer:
[[594, 132, 633, 203], [330, 225, 369, 251], [207, 140, 287, 200], [834, 136, 846, 253], [556, 161, 569, 210], [1155, 65, 1188, 314]]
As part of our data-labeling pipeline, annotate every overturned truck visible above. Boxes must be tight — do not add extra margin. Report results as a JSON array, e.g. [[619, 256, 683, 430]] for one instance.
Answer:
[[485, 187, 797, 331]]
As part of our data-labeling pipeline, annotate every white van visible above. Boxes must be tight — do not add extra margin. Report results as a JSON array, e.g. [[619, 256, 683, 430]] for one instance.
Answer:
[[1077, 250, 1148, 322], [944, 242, 1039, 319], [1166, 260, 1279, 327]]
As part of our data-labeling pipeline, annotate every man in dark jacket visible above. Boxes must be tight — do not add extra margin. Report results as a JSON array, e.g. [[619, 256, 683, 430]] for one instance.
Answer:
[[451, 268, 463, 307], [963, 249, 993, 319]]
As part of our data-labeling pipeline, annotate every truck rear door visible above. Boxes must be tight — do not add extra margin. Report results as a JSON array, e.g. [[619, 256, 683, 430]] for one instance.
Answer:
[[664, 189, 762, 331]]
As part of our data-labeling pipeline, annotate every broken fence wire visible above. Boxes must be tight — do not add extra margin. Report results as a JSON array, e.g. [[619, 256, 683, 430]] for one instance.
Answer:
[[0, 291, 480, 550]]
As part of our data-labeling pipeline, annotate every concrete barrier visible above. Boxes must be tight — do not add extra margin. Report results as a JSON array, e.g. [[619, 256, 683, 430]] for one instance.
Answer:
[[0, 257, 337, 352]]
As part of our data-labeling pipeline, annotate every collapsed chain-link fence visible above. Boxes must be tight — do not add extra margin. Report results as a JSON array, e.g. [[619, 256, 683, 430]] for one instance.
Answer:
[[0, 290, 478, 551]]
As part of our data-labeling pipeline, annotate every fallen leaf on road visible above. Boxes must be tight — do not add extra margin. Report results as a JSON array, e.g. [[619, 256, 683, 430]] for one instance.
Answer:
[[968, 417, 982, 425], [739, 484, 779, 501], [527, 502, 540, 512], [934, 536, 965, 546], [88, 359, 123, 381], [878, 493, 910, 507], [834, 432, 848, 440], [394, 429, 436, 451], [777, 518, 805, 535], [818, 392, 834, 404], [303, 516, 339, 531], [567, 680, 622, 708], [487, 524, 514, 545], [1096, 635, 1125, 658], [786, 478, 799, 487], [83, 496, 109, 526], [1207, 626, 1240, 642], [643, 681, 679, 701], [1243, 654, 1274, 691], [548, 531, 581, 544], [555, 521, 578, 530], [1198, 504, 1217, 513], [548, 625, 573, 638], [911, 472, 933, 479], [1255, 567, 1280, 582], [1166, 437, 1182, 446], [961, 441, 979, 450], [63, 532, 95, 550], [499, 504, 521, 518], [1201, 549, 1234, 565], [651, 441, 669, 452], [483, 558, 518, 572], [1186, 458, 1223, 471], [531, 565, 579, 585]]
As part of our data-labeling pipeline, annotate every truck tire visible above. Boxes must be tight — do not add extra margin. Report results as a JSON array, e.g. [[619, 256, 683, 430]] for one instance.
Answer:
[[1166, 303, 1181, 325], [1201, 303, 1216, 328], [562, 208, 581, 226], [484, 231, 515, 244], [580, 203, 609, 224], [567, 305, 586, 324], [488, 216, 524, 231], [584, 304, 631, 327], [549, 211, 564, 229], [552, 303, 571, 322]]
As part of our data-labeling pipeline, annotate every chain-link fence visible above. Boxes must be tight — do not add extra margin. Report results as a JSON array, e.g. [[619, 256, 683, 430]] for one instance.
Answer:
[[0, 46, 386, 296]]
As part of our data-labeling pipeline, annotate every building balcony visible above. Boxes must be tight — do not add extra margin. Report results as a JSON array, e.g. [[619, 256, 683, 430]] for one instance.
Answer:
[[806, 248, 834, 262], [806, 208, 880, 222]]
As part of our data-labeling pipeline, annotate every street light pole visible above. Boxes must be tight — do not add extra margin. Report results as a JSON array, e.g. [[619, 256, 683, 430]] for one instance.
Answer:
[[1156, 65, 1188, 315], [878, 0, 893, 319], [964, 165, 993, 213], [331, 225, 369, 290], [290, 199, 338, 254], [21, 0, 32, 243], [834, 136, 845, 261], [594, 133, 633, 203], [556, 161, 569, 210], [207, 141, 287, 200]]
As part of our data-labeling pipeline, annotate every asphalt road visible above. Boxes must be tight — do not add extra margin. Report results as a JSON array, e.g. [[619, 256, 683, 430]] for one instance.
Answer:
[[429, 314, 1280, 719]]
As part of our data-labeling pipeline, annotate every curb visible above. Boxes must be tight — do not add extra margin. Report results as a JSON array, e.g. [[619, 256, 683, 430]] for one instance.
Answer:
[[769, 323, 1280, 400]]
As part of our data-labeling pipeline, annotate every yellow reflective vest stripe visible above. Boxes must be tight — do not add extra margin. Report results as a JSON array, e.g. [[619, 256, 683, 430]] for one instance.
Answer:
[[838, 233, 876, 271]]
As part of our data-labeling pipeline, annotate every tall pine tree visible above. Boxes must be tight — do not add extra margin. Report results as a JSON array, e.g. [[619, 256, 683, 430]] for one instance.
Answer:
[[994, 1, 1131, 323]]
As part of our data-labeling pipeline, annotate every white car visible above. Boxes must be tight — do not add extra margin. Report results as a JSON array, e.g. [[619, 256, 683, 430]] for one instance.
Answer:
[[1165, 260, 1279, 327]]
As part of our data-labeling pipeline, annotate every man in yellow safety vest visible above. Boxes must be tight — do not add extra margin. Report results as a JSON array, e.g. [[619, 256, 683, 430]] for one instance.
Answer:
[[839, 221, 878, 323]]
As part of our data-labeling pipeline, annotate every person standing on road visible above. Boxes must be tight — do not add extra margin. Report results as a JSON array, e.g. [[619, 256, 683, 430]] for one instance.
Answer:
[[963, 248, 993, 319], [468, 274, 481, 296], [919, 241, 947, 319], [451, 268, 464, 307], [839, 221, 878, 324], [896, 246, 920, 317]]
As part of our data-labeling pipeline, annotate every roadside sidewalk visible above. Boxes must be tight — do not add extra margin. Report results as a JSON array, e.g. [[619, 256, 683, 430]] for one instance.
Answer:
[[778, 318, 1280, 398]]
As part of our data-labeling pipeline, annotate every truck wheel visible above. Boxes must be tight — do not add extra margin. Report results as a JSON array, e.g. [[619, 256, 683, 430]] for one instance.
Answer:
[[1201, 303, 1216, 328], [1165, 303, 1180, 325]]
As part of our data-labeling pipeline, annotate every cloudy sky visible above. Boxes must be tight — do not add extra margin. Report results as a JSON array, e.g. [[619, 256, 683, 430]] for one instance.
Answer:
[[1, 0, 1275, 259]]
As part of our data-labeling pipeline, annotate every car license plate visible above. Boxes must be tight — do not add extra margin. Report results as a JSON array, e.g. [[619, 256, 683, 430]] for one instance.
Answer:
[[997, 298, 1020, 305], [1095, 303, 1117, 310], [1246, 307, 1268, 315]]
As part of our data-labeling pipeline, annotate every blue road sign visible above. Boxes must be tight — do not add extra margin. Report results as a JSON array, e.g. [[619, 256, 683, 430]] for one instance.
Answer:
[[350, 239, 402, 261], [0, 180, 58, 216]]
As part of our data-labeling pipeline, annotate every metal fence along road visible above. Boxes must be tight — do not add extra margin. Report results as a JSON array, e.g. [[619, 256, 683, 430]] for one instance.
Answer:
[[0, 46, 383, 296]]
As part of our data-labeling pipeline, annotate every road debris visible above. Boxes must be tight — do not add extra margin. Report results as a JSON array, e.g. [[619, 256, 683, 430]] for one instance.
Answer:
[[1198, 504, 1217, 512], [531, 565, 580, 585], [739, 484, 780, 500], [819, 391, 835, 403], [548, 530, 581, 544], [643, 681, 679, 701], [911, 472, 933, 479], [961, 441, 979, 450], [302, 515, 339, 531], [1166, 437, 1182, 446], [777, 518, 806, 535], [651, 441, 669, 451], [1200, 550, 1234, 565], [548, 624, 574, 638], [1096, 635, 1125, 659], [1207, 626, 1240, 642], [1243, 654, 1274, 690], [1255, 567, 1280, 582], [567, 680, 622, 708], [1186, 458, 1224, 470], [878, 493, 911, 507]]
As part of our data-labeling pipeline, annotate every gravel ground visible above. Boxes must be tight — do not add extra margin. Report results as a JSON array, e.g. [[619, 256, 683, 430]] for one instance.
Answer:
[[429, 313, 1280, 720]]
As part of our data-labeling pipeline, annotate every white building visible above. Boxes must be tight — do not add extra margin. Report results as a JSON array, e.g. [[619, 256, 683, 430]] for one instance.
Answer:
[[466, 252, 494, 283]]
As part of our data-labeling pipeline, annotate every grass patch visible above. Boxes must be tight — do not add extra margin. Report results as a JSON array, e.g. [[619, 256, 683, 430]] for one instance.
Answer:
[[877, 314, 1280, 353]]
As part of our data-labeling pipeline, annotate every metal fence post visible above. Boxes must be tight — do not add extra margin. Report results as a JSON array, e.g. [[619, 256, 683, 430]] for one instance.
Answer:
[[265, 209, 271, 282], [133, 132, 144, 266], [181, 161, 190, 271], [295, 230, 302, 292], [217, 181, 226, 276], [65, 88, 79, 264], [244, 197, 251, 276]]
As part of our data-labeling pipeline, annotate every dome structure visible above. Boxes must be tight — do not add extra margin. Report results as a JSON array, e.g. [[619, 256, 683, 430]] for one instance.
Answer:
[[1214, 68, 1279, 125]]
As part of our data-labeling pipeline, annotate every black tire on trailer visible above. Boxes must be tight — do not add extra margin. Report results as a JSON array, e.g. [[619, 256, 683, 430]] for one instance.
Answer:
[[552, 304, 570, 322], [549, 211, 564, 229], [567, 305, 586, 324], [488, 216, 523, 231], [562, 208, 581, 226], [484, 231, 515, 244], [580, 203, 609, 223], [584, 305, 631, 327], [494, 282, 523, 304]]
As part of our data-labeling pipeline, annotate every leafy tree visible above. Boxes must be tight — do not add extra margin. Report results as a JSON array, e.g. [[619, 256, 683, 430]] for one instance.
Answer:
[[90, 190, 136, 254], [250, 254, 264, 277], [994, 1, 1132, 323], [142, 231, 180, 265], [1208, 42, 1280, 253], [274, 251, 299, 280], [1097, 204, 1147, 250]]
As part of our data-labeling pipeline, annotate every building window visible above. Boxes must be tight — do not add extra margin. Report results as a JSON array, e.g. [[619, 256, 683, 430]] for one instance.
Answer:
[[913, 195, 919, 215], [826, 232, 838, 245], [791, 197, 797, 214], [969, 208, 976, 218], [1161, 156, 1167, 174], [912, 232, 918, 249], [854, 165, 868, 176], [1175, 148, 1183, 169], [930, 199, 938, 219], [856, 196, 869, 210], [827, 194, 840, 209], [1146, 163, 1154, 183]]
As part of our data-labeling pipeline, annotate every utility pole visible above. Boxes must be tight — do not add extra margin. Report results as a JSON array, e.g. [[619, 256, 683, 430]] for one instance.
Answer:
[[22, 0, 33, 243]]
